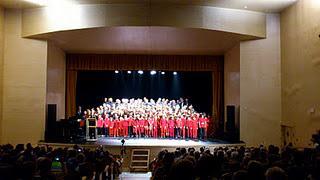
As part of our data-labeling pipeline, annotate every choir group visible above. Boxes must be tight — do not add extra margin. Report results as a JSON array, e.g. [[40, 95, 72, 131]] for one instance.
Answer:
[[79, 97, 210, 139]]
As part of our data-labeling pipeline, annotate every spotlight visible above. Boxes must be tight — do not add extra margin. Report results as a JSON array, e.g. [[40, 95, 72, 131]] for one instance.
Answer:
[[138, 70, 144, 74], [150, 70, 157, 75], [173, 72, 178, 75], [115, 70, 119, 74], [161, 71, 165, 75], [127, 71, 132, 74]]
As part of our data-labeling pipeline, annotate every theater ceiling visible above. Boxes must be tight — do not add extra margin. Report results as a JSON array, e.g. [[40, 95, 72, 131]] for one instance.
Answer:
[[0, 0, 296, 13]]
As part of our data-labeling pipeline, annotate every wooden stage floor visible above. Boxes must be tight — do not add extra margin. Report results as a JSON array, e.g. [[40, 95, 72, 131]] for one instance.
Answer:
[[96, 137, 243, 148], [39, 137, 244, 149]]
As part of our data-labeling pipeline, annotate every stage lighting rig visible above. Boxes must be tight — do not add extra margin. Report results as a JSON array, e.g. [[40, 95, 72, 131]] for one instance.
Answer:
[[150, 70, 157, 75]]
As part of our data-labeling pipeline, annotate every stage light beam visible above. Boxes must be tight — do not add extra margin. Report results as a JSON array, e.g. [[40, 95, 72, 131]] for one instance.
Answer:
[[150, 70, 157, 75]]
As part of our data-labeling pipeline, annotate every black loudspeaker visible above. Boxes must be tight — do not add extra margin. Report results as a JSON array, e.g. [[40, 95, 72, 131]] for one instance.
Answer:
[[45, 104, 57, 142], [226, 105, 235, 132], [226, 105, 239, 142]]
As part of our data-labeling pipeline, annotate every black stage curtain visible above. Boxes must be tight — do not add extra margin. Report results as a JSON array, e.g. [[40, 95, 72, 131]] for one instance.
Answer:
[[66, 54, 224, 137]]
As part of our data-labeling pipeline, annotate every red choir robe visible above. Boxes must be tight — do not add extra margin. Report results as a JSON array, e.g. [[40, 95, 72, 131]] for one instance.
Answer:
[[122, 118, 129, 137], [97, 117, 104, 128], [160, 118, 168, 137], [109, 120, 115, 137], [192, 118, 198, 138], [168, 118, 175, 137]]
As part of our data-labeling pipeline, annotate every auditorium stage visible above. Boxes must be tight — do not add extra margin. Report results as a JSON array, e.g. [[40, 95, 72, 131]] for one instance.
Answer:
[[96, 137, 243, 147], [39, 137, 244, 149]]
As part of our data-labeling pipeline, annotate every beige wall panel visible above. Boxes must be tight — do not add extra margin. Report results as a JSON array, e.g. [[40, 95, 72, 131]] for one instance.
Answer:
[[2, 9, 47, 144], [0, 6, 4, 143], [281, 0, 320, 147], [240, 14, 281, 146], [224, 44, 240, 128], [22, 4, 266, 38], [47, 42, 66, 120]]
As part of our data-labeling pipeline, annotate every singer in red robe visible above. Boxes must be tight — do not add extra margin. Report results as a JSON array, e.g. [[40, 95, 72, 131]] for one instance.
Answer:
[[122, 116, 129, 137], [148, 117, 154, 138], [132, 118, 138, 137], [186, 116, 193, 139], [192, 116, 198, 139], [160, 117, 168, 138], [128, 116, 134, 137], [153, 117, 159, 138], [139, 117, 145, 137], [109, 119, 115, 137], [168, 117, 175, 138], [113, 117, 119, 137], [175, 117, 182, 138]]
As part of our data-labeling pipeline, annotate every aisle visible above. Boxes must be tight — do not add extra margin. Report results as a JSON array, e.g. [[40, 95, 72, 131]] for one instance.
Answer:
[[119, 172, 151, 180]]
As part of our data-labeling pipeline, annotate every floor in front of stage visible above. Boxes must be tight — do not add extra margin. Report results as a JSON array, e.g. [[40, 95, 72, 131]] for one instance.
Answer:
[[94, 137, 243, 148]]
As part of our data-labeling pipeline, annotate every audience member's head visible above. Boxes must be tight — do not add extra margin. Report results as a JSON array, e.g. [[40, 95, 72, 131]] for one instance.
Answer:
[[169, 158, 194, 180], [37, 157, 52, 177], [163, 152, 175, 167], [20, 161, 35, 179], [265, 167, 288, 180], [247, 160, 264, 180], [232, 170, 248, 180], [180, 148, 187, 156]]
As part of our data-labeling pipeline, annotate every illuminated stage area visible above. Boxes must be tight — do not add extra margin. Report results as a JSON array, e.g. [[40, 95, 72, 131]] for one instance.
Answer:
[[95, 137, 242, 148], [62, 56, 228, 147], [39, 137, 243, 149]]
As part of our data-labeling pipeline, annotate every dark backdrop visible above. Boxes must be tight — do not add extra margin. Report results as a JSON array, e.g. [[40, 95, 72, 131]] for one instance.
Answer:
[[76, 71, 213, 115]]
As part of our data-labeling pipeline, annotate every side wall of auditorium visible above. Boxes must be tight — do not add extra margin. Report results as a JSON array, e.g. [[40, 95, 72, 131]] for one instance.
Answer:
[[224, 44, 240, 130], [1, 9, 47, 144], [47, 42, 66, 121], [240, 14, 282, 147], [0, 7, 4, 143], [281, 0, 320, 148]]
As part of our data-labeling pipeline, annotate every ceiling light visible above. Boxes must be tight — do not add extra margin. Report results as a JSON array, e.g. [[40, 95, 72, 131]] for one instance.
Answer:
[[24, 0, 77, 6], [173, 72, 178, 75], [244, 5, 248, 9], [161, 72, 165, 75], [150, 70, 157, 75], [24, 0, 47, 6], [127, 71, 132, 74], [115, 70, 119, 74], [138, 70, 144, 74]]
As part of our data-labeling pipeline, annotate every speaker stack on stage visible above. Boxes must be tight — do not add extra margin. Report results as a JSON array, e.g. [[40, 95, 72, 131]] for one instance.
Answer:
[[225, 105, 240, 142], [45, 104, 58, 142]]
